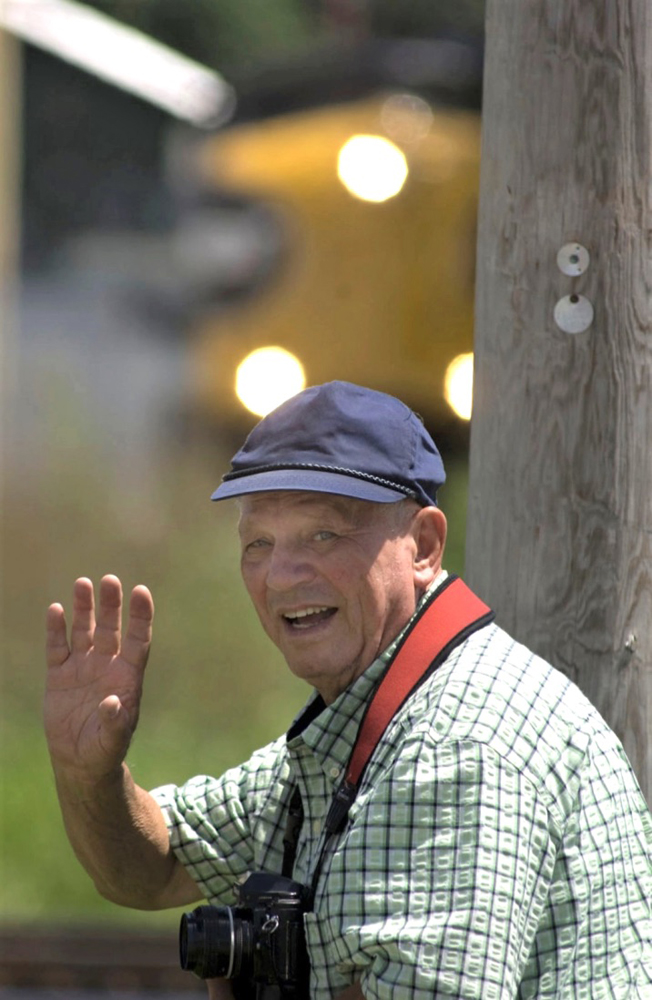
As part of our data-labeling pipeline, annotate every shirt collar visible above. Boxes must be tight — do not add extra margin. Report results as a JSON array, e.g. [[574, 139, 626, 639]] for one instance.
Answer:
[[286, 570, 448, 779]]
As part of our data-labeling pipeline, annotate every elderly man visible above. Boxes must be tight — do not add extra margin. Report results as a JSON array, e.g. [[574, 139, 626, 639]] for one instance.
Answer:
[[45, 381, 651, 999]]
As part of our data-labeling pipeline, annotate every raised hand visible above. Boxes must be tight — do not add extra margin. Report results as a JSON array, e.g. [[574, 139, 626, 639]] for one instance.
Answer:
[[45, 575, 154, 784]]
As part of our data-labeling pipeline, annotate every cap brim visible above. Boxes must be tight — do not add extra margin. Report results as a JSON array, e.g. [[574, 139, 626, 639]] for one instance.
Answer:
[[211, 469, 409, 503]]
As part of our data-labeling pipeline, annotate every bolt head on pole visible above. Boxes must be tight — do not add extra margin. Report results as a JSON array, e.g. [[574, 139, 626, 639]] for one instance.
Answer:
[[557, 243, 590, 276]]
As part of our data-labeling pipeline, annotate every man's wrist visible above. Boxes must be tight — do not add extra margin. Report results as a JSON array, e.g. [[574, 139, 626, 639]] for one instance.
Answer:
[[52, 760, 130, 803]]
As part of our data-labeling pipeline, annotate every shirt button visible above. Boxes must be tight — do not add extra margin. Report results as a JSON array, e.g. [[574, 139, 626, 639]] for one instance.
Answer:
[[329, 767, 340, 779]]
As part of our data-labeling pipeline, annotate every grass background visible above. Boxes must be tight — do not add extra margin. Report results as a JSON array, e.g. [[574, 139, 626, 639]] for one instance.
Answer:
[[1, 402, 468, 928]]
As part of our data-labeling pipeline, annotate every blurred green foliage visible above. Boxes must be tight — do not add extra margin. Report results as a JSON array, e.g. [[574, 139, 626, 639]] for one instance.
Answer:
[[81, 0, 322, 71], [80, 0, 485, 72], [1, 387, 467, 926]]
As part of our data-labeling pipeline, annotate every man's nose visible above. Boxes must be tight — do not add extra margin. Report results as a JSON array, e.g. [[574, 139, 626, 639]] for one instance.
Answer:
[[265, 543, 315, 592]]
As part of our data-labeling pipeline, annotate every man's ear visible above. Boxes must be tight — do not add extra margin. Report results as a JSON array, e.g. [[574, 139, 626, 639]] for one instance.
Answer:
[[412, 506, 447, 591]]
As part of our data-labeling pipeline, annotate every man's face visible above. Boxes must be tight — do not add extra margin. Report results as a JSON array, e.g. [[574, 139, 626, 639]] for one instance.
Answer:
[[238, 491, 438, 704]]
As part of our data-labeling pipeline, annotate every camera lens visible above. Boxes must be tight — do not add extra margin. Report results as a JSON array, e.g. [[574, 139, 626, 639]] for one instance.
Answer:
[[180, 905, 253, 980]]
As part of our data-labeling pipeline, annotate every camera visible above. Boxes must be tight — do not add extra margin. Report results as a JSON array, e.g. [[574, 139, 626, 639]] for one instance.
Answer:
[[179, 872, 311, 1000]]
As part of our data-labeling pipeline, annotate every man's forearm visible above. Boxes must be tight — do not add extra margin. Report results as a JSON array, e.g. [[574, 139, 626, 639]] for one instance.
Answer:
[[54, 762, 197, 909]]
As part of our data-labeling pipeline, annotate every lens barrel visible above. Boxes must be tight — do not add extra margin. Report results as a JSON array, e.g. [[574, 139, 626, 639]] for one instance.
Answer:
[[180, 905, 251, 980]]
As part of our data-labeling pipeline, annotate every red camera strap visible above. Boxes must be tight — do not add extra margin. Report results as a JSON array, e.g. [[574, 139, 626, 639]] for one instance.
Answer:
[[346, 576, 493, 787], [322, 575, 494, 839]]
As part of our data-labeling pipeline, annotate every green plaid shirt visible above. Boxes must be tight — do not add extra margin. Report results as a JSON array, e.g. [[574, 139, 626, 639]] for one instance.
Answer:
[[152, 580, 652, 998]]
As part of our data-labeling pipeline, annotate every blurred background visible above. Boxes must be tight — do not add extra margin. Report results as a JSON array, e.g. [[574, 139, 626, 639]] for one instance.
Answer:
[[1, 0, 484, 991]]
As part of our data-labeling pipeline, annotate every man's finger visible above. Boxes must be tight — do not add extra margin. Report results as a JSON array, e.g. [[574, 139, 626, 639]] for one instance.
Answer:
[[46, 603, 70, 668], [93, 575, 123, 656], [70, 577, 96, 654], [121, 584, 154, 669]]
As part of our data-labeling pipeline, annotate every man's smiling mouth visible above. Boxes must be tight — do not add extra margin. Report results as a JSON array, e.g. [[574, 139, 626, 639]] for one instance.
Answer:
[[283, 607, 337, 629]]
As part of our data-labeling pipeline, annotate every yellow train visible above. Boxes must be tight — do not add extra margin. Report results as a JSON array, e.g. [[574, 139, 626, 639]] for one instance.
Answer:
[[184, 86, 481, 429]]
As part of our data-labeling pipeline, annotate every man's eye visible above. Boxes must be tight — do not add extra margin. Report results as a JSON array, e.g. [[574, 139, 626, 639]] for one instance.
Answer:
[[314, 530, 337, 542], [246, 538, 271, 551]]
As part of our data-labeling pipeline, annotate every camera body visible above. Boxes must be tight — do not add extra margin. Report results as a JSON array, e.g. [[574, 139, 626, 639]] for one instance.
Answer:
[[180, 872, 311, 1000]]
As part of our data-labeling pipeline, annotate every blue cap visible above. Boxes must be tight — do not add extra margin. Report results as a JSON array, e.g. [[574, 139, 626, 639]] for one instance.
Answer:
[[211, 381, 446, 506]]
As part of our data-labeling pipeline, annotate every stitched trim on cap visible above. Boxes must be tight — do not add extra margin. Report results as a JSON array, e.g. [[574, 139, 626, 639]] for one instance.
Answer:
[[222, 462, 419, 498]]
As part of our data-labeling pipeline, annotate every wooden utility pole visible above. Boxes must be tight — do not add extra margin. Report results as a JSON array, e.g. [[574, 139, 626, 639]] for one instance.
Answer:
[[466, 0, 652, 803]]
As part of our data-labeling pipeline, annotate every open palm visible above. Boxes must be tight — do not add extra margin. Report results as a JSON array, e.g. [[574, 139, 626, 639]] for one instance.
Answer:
[[45, 575, 154, 783]]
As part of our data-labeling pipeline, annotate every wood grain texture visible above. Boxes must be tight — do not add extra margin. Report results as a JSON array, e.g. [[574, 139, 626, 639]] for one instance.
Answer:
[[465, 0, 652, 800]]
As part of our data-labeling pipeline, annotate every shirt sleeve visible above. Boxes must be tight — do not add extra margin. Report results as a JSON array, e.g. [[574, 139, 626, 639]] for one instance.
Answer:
[[307, 738, 557, 1000], [150, 736, 290, 905]]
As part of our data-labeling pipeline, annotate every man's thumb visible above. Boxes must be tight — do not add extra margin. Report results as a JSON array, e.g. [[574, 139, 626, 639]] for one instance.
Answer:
[[99, 695, 122, 721]]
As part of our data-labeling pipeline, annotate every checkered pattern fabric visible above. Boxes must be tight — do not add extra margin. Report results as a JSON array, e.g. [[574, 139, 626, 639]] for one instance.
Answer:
[[152, 583, 652, 999]]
